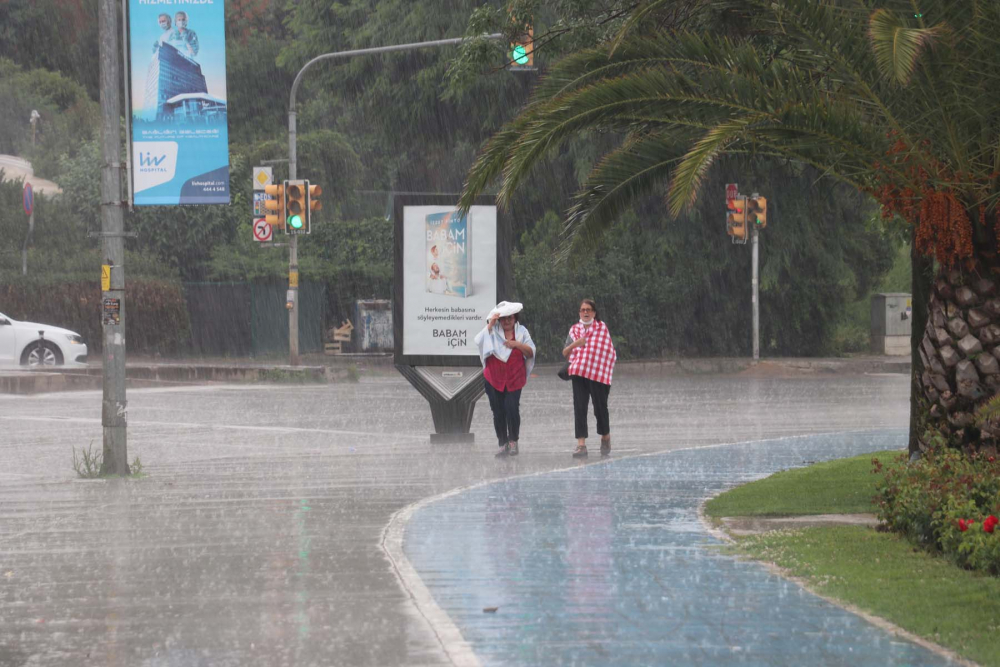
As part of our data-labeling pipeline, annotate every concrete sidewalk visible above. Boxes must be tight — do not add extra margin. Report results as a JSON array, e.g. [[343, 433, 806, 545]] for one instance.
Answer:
[[1, 371, 913, 666]]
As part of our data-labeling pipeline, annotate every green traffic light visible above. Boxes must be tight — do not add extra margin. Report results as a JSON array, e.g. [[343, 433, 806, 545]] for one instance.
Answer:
[[288, 214, 304, 230], [511, 44, 528, 66]]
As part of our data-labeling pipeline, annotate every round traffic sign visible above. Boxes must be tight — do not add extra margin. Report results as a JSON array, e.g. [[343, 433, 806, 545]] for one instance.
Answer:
[[23, 182, 33, 216], [253, 218, 272, 242]]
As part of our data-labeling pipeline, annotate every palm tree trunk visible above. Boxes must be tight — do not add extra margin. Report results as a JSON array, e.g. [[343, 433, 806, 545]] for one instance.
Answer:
[[916, 252, 1000, 451], [909, 229, 933, 456]]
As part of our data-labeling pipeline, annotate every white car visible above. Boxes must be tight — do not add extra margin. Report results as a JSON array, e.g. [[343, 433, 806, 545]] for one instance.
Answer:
[[0, 311, 88, 367]]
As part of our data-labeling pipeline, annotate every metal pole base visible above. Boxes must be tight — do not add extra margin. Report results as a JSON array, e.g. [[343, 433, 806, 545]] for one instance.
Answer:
[[429, 433, 475, 445], [396, 365, 485, 443]]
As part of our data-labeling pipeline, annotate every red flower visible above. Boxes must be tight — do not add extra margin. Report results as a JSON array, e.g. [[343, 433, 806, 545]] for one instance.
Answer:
[[984, 516, 999, 534], [958, 519, 970, 532]]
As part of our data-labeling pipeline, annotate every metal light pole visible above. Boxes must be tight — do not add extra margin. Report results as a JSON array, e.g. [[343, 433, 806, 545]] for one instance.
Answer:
[[29, 110, 39, 147], [98, 0, 128, 474], [285, 34, 502, 365], [751, 226, 760, 364]]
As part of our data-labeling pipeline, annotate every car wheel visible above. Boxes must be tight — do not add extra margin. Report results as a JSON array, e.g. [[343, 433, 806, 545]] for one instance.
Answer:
[[21, 341, 63, 367]]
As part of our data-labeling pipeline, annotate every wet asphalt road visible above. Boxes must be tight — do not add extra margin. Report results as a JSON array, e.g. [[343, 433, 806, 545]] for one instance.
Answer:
[[0, 367, 909, 666]]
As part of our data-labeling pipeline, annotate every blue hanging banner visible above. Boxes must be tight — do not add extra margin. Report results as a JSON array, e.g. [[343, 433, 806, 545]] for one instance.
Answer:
[[128, 0, 230, 205]]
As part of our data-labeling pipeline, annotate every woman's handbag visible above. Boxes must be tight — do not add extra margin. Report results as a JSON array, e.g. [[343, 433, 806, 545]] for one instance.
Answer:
[[557, 362, 571, 381]]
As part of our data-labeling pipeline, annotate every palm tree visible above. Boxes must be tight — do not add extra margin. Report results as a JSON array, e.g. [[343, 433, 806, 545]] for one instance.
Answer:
[[460, 0, 1000, 452]]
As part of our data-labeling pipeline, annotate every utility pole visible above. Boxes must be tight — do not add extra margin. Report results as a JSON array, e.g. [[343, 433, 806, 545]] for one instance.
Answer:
[[98, 0, 128, 475], [21, 183, 33, 277], [288, 139, 300, 366], [751, 208, 760, 364], [285, 33, 502, 366], [726, 185, 766, 364]]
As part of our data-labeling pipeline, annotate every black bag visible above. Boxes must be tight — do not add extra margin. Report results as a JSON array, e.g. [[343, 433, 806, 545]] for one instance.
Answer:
[[557, 363, 571, 381]]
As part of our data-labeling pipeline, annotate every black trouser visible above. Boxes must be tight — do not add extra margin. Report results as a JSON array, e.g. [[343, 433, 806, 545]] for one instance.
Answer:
[[572, 375, 611, 440], [484, 380, 522, 447]]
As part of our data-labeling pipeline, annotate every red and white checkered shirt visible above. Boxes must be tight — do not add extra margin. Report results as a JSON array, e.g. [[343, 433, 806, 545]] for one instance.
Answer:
[[567, 320, 617, 385]]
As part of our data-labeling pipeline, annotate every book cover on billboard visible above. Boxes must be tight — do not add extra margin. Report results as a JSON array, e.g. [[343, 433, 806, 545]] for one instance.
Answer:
[[425, 210, 471, 298]]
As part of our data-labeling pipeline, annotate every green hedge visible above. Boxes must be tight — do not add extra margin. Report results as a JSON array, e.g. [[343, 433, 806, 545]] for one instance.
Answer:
[[0, 279, 190, 355]]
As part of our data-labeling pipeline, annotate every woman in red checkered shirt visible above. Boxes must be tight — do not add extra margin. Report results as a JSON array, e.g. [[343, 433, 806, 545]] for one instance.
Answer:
[[562, 298, 617, 459]]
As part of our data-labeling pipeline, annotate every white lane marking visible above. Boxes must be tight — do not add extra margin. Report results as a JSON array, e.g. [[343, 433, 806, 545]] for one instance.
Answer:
[[0, 415, 427, 440], [382, 489, 483, 667]]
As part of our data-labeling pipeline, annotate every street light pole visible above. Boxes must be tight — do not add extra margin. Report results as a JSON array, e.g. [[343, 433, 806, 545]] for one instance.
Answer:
[[98, 0, 128, 474], [285, 33, 502, 365], [751, 192, 760, 364]]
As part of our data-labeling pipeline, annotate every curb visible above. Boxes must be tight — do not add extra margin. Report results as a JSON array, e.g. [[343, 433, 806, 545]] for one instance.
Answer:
[[0, 363, 336, 395]]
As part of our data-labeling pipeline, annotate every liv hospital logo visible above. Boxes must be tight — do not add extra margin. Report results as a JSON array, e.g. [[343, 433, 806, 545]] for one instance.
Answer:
[[133, 142, 178, 192]]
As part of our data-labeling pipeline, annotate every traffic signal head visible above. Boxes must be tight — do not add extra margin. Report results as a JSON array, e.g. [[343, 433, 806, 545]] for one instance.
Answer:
[[510, 26, 533, 69], [307, 184, 322, 231], [727, 196, 748, 241], [284, 180, 307, 234], [749, 196, 767, 228], [264, 183, 285, 230]]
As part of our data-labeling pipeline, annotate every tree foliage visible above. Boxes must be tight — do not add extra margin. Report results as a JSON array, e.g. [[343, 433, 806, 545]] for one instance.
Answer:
[[0, 0, 907, 359]]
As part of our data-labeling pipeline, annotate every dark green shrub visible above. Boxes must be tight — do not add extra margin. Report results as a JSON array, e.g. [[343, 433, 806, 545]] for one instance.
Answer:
[[0, 279, 191, 355]]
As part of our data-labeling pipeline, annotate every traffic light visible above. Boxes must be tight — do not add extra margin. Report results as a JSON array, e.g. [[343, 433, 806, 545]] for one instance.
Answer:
[[284, 179, 308, 234], [306, 183, 322, 232], [264, 182, 285, 231], [510, 25, 534, 69], [727, 196, 748, 242], [748, 196, 767, 229]]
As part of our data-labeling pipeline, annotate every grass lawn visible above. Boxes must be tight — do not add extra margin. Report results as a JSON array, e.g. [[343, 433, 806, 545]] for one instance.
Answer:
[[706, 449, 1000, 666], [704, 449, 901, 517]]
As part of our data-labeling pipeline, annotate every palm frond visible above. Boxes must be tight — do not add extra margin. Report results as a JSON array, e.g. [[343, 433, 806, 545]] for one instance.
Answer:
[[558, 132, 688, 258], [869, 8, 946, 85], [608, 0, 674, 55]]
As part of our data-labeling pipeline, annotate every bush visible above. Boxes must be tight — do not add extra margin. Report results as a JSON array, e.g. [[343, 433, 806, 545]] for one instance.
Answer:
[[0, 279, 191, 355], [874, 447, 1000, 574], [937, 499, 1000, 574]]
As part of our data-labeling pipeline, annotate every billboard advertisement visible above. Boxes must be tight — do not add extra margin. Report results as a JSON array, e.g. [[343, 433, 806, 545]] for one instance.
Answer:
[[401, 204, 497, 357], [128, 0, 230, 205]]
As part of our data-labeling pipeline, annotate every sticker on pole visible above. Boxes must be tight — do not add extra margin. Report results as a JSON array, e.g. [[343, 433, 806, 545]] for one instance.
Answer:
[[253, 218, 272, 242], [23, 182, 33, 216]]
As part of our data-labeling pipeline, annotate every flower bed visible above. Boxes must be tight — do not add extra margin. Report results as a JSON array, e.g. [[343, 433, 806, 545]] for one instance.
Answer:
[[874, 448, 1000, 574]]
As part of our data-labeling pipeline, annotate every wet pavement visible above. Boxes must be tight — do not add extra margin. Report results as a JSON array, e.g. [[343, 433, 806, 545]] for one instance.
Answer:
[[1, 368, 915, 665], [402, 430, 953, 666]]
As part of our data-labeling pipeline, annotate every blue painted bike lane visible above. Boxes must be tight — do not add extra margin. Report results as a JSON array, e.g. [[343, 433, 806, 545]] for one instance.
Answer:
[[404, 431, 957, 666]]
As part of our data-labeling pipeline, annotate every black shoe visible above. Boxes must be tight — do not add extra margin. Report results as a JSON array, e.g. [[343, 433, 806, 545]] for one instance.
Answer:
[[572, 446, 588, 459], [509, 442, 519, 456], [495, 444, 510, 458], [600, 437, 611, 457]]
